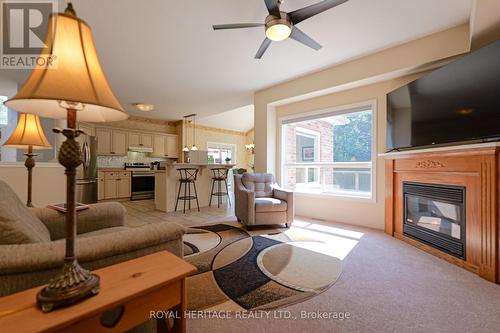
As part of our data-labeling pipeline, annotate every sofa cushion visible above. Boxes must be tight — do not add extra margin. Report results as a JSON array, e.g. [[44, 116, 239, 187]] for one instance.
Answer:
[[0, 181, 51, 244], [255, 198, 287, 213], [242, 173, 274, 198]]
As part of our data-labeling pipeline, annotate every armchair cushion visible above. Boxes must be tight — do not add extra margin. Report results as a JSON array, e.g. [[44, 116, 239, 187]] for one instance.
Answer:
[[0, 181, 50, 244], [255, 198, 287, 213], [30, 202, 127, 241], [241, 173, 274, 198]]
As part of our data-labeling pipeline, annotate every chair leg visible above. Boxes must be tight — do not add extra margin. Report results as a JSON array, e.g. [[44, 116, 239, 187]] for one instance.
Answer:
[[217, 180, 221, 208], [188, 181, 192, 210], [209, 179, 215, 206], [183, 182, 187, 214], [193, 181, 200, 212], [175, 181, 182, 212], [224, 179, 231, 207]]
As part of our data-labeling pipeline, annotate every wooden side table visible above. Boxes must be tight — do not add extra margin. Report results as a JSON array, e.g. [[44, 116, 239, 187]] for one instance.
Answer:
[[0, 251, 197, 332]]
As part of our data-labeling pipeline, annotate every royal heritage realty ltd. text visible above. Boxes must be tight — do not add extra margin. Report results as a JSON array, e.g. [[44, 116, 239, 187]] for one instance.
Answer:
[[150, 310, 352, 320]]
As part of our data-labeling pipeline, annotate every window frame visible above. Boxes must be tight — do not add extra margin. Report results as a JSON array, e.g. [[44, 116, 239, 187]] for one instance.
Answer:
[[278, 100, 377, 202], [207, 141, 237, 164]]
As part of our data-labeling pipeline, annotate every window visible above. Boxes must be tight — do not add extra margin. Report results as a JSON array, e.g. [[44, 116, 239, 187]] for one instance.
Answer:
[[281, 105, 374, 199], [0, 96, 8, 125], [207, 142, 236, 164]]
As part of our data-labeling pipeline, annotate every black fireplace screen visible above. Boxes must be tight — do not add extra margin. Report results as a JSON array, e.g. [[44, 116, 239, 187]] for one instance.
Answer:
[[403, 182, 466, 259]]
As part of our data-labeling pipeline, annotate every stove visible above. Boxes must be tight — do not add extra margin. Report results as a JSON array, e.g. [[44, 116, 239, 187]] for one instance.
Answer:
[[124, 163, 155, 200]]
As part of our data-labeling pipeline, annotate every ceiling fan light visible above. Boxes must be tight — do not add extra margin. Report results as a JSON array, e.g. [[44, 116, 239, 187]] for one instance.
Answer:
[[266, 24, 291, 41]]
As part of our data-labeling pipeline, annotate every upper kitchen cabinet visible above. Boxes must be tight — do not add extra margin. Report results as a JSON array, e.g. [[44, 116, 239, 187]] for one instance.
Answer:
[[112, 130, 128, 155], [96, 128, 111, 155], [152, 134, 178, 158], [129, 133, 153, 148], [96, 128, 127, 156], [152, 134, 166, 157], [165, 135, 178, 158]]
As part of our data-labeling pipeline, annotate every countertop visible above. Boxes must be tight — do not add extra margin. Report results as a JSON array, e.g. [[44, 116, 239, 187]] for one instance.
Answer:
[[170, 163, 236, 167], [98, 168, 128, 172]]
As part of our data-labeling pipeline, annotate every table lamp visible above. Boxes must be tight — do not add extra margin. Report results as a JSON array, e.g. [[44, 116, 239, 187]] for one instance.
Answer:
[[5, 3, 128, 312], [2, 113, 52, 207]]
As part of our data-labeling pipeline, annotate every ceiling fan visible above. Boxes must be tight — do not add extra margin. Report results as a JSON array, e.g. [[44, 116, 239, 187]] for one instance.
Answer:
[[213, 0, 349, 59]]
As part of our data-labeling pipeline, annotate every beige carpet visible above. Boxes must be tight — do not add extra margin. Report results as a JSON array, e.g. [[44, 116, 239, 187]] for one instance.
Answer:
[[185, 219, 500, 333], [123, 201, 500, 332]]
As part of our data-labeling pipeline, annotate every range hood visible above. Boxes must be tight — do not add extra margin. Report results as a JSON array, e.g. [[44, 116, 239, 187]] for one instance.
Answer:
[[128, 146, 153, 153]]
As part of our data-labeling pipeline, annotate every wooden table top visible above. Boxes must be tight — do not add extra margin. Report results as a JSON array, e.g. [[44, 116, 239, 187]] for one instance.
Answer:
[[0, 251, 196, 333]]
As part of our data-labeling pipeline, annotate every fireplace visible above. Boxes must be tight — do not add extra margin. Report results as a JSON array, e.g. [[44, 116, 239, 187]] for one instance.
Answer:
[[403, 182, 466, 259]]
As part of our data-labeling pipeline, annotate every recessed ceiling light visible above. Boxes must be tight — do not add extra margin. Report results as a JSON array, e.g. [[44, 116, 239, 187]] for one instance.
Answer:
[[132, 103, 154, 112], [457, 108, 475, 115]]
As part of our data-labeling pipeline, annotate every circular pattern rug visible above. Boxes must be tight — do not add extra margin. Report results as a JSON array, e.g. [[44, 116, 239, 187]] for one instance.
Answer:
[[183, 224, 342, 311]]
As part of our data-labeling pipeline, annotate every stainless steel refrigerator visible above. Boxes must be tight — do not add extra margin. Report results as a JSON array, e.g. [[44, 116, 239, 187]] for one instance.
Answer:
[[76, 134, 98, 204]]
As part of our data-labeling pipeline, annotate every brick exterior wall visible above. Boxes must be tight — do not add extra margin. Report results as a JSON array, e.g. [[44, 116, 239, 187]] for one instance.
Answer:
[[284, 120, 334, 188]]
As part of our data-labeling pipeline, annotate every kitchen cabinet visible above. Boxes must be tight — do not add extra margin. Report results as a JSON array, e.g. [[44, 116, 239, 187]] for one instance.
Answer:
[[102, 171, 131, 200], [129, 133, 153, 148], [94, 125, 178, 158], [152, 134, 178, 158], [96, 128, 127, 156], [98, 172, 105, 201], [112, 130, 128, 155], [117, 176, 131, 198], [152, 135, 166, 157], [165, 135, 178, 158], [96, 128, 111, 155]]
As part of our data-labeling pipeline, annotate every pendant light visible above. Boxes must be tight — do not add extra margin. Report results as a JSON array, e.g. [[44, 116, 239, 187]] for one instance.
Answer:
[[191, 114, 198, 151], [182, 116, 189, 152]]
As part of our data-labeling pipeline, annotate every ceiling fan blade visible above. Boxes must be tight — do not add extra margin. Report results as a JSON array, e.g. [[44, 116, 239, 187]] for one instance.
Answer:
[[264, 0, 281, 17], [289, 26, 322, 50], [289, 0, 349, 24], [255, 38, 272, 59], [213, 23, 264, 30]]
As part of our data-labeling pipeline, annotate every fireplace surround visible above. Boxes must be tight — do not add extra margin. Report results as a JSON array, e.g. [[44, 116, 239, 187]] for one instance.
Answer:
[[383, 143, 499, 283]]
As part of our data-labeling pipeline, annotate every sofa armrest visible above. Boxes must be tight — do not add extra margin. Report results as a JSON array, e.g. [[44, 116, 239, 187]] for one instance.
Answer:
[[31, 202, 127, 240], [0, 222, 185, 275], [236, 187, 256, 225], [274, 187, 294, 224]]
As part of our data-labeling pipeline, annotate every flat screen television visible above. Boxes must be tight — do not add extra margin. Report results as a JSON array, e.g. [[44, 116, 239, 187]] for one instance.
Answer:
[[386, 40, 500, 151]]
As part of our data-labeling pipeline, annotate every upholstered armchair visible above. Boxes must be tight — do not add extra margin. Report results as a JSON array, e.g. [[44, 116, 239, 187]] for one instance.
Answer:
[[234, 173, 294, 228], [0, 180, 185, 297]]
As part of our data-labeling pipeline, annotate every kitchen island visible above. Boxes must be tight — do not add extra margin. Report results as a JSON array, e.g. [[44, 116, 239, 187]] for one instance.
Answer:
[[154, 163, 236, 212]]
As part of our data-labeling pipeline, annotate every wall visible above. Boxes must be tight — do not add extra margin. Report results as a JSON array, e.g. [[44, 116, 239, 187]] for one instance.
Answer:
[[275, 73, 424, 229], [254, 23, 471, 175], [0, 164, 65, 206], [97, 152, 166, 168], [245, 129, 255, 171], [100, 115, 177, 134], [185, 124, 248, 169], [254, 24, 472, 229]]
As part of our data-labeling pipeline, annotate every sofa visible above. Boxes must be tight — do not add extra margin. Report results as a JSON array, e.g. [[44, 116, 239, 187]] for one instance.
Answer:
[[234, 173, 294, 228], [0, 180, 185, 297]]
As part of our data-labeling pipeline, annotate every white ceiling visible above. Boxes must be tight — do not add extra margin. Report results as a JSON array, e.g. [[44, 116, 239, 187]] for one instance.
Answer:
[[1, 0, 472, 126], [197, 105, 254, 132]]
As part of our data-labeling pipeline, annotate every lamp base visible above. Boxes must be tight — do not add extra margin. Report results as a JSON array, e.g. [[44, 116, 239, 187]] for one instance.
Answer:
[[36, 259, 100, 313]]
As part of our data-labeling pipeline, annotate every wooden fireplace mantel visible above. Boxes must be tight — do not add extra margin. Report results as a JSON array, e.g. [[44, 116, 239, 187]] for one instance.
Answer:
[[383, 143, 499, 283]]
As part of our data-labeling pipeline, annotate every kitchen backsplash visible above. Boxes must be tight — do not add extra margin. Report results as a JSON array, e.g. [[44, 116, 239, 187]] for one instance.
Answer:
[[97, 152, 167, 168]]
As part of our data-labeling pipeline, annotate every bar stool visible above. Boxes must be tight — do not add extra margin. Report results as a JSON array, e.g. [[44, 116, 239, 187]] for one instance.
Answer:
[[175, 168, 200, 213], [209, 168, 231, 208]]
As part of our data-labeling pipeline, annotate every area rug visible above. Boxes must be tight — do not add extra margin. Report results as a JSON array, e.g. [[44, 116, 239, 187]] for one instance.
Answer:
[[183, 223, 342, 311]]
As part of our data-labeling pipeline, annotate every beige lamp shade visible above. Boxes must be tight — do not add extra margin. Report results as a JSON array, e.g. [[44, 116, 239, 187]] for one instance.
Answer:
[[3, 113, 52, 150], [5, 9, 128, 122]]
